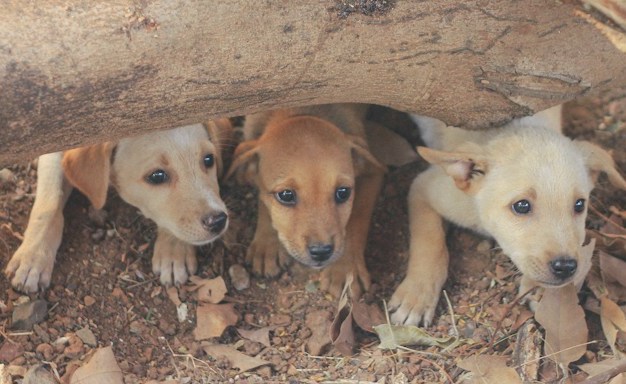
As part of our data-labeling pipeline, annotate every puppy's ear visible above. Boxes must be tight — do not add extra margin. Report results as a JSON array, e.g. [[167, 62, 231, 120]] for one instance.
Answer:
[[418, 146, 488, 193], [62, 142, 116, 209], [225, 140, 261, 184], [205, 118, 234, 177], [575, 140, 626, 190], [348, 135, 386, 175]]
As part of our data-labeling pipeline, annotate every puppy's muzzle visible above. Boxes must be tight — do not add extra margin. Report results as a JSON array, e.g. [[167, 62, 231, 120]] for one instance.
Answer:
[[549, 256, 577, 280], [202, 211, 228, 235], [308, 243, 334, 263]]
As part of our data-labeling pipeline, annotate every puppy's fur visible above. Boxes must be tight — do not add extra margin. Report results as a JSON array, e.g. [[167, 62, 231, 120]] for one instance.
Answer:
[[390, 105, 626, 326], [227, 104, 385, 297], [5, 120, 232, 292]]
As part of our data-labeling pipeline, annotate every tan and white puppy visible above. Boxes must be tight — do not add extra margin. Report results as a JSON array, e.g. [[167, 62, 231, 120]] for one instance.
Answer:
[[390, 105, 626, 326], [5, 119, 232, 292], [227, 104, 386, 297]]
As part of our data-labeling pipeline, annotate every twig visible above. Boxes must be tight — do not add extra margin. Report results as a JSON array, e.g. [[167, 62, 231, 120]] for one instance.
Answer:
[[443, 290, 459, 338], [578, 359, 626, 384]]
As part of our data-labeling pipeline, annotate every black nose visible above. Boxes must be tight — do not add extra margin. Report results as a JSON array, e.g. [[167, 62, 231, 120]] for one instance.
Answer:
[[202, 212, 228, 234], [308, 244, 334, 263], [549, 257, 577, 279]]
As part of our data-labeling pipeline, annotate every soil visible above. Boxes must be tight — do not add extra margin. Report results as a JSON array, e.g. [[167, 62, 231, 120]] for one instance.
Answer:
[[0, 97, 625, 383]]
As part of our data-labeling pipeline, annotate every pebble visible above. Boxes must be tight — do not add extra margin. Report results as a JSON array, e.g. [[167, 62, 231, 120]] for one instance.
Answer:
[[23, 364, 57, 384], [270, 314, 291, 326], [76, 327, 97, 347], [228, 264, 250, 291], [11, 300, 48, 331], [0, 342, 24, 362], [0, 168, 15, 183], [83, 296, 96, 307], [35, 343, 54, 360], [33, 324, 50, 343], [63, 335, 84, 359]]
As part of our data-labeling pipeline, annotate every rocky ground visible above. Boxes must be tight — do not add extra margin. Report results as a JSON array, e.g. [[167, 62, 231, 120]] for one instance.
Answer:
[[0, 97, 625, 383]]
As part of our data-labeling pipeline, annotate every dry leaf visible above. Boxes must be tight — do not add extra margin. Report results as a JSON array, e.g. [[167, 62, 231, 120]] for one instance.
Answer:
[[457, 355, 522, 384], [188, 276, 227, 304], [601, 251, 626, 287], [237, 327, 273, 348], [373, 324, 456, 350], [329, 274, 356, 356], [305, 310, 332, 356], [535, 283, 588, 366], [166, 286, 181, 307], [193, 303, 239, 340], [601, 296, 626, 356], [202, 343, 270, 372], [352, 300, 385, 333], [70, 346, 123, 384], [364, 120, 418, 167]]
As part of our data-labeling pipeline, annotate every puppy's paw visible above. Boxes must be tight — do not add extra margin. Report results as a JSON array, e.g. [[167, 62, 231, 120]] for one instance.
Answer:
[[319, 256, 371, 299], [5, 245, 55, 293], [246, 236, 291, 278], [152, 233, 197, 286], [389, 279, 442, 327]]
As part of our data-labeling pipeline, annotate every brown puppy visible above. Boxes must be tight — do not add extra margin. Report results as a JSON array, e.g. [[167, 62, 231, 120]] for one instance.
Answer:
[[6, 120, 232, 292], [227, 104, 385, 297]]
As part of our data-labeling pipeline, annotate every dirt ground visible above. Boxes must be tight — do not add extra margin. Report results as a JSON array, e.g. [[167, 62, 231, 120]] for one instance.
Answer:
[[1, 96, 625, 383]]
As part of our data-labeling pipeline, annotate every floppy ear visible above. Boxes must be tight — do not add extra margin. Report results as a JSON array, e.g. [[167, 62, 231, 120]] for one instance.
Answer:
[[348, 134, 386, 175], [574, 140, 626, 190], [418, 146, 488, 193], [62, 142, 116, 209], [205, 118, 234, 178], [224, 140, 261, 184]]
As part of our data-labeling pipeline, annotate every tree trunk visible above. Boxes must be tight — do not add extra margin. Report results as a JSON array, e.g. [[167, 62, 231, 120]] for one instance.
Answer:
[[1, 1, 625, 164]]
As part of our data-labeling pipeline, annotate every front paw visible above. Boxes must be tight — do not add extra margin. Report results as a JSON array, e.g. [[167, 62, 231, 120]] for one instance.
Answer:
[[152, 233, 197, 286], [246, 236, 291, 277], [389, 278, 442, 327], [319, 256, 371, 299], [5, 245, 56, 293]]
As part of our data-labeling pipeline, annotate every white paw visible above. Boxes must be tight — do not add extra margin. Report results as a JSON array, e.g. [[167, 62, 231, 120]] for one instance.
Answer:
[[5, 245, 56, 293], [388, 279, 442, 327], [152, 234, 197, 286]]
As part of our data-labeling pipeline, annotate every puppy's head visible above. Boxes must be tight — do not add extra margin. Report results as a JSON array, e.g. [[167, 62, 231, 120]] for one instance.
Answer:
[[63, 118, 233, 245], [227, 115, 383, 268], [419, 127, 626, 287]]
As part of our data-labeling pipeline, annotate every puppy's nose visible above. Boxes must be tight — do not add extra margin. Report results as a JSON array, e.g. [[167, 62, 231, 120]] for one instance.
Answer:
[[549, 257, 577, 279], [202, 212, 228, 234], [308, 243, 334, 263]]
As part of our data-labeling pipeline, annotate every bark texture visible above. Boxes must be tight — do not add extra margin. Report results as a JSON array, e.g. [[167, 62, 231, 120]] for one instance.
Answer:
[[1, 1, 625, 164]]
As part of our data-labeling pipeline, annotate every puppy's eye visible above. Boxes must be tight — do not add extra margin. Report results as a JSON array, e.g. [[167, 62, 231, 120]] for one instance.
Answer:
[[276, 189, 296, 206], [203, 154, 215, 168], [335, 187, 352, 204], [512, 199, 531, 215], [574, 199, 586, 213], [146, 169, 169, 185]]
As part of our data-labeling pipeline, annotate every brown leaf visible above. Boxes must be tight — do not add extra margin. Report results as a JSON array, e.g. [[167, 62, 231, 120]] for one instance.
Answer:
[[70, 346, 123, 384], [457, 355, 522, 384], [601, 296, 626, 356], [329, 275, 355, 356], [352, 300, 385, 333], [193, 303, 239, 340], [535, 283, 588, 366], [601, 251, 626, 287], [165, 286, 181, 307], [188, 276, 228, 304], [305, 310, 332, 356], [237, 327, 273, 348], [201, 343, 270, 372]]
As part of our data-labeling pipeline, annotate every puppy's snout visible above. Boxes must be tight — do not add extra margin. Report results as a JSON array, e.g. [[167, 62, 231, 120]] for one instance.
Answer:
[[308, 243, 334, 263], [202, 212, 228, 234], [549, 257, 577, 280]]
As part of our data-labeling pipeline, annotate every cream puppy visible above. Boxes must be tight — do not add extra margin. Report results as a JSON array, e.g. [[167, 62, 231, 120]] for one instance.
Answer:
[[390, 105, 626, 326], [5, 120, 232, 292]]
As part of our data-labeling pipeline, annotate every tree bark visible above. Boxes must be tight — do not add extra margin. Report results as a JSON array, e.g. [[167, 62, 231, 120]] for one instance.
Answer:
[[1, 1, 625, 164]]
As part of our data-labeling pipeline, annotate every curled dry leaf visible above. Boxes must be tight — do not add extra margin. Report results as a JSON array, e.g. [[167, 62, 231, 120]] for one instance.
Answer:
[[188, 276, 228, 304], [457, 355, 522, 384], [69, 346, 123, 384], [535, 283, 588, 366], [600, 296, 626, 357], [330, 274, 355, 356], [373, 324, 456, 350], [201, 342, 270, 373], [305, 310, 333, 356], [193, 303, 239, 340], [352, 300, 385, 333], [237, 327, 273, 348]]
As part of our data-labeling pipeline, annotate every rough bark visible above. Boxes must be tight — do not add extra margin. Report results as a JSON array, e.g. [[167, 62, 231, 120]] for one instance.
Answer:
[[1, 1, 625, 164]]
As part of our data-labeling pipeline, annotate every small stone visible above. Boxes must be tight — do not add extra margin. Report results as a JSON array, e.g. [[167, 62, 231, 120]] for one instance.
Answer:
[[270, 314, 291, 326], [76, 327, 97, 347], [11, 300, 48, 331], [63, 335, 83, 359], [476, 240, 492, 253], [228, 264, 250, 291], [23, 365, 58, 384], [91, 228, 105, 241], [7, 364, 27, 377], [33, 324, 50, 343], [0, 168, 15, 183], [0, 342, 24, 362], [35, 343, 54, 360], [83, 296, 96, 307]]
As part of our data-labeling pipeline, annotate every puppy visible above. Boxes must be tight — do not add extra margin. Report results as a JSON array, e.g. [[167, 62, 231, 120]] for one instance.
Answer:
[[227, 104, 385, 297], [390, 105, 626, 326], [5, 119, 232, 292]]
